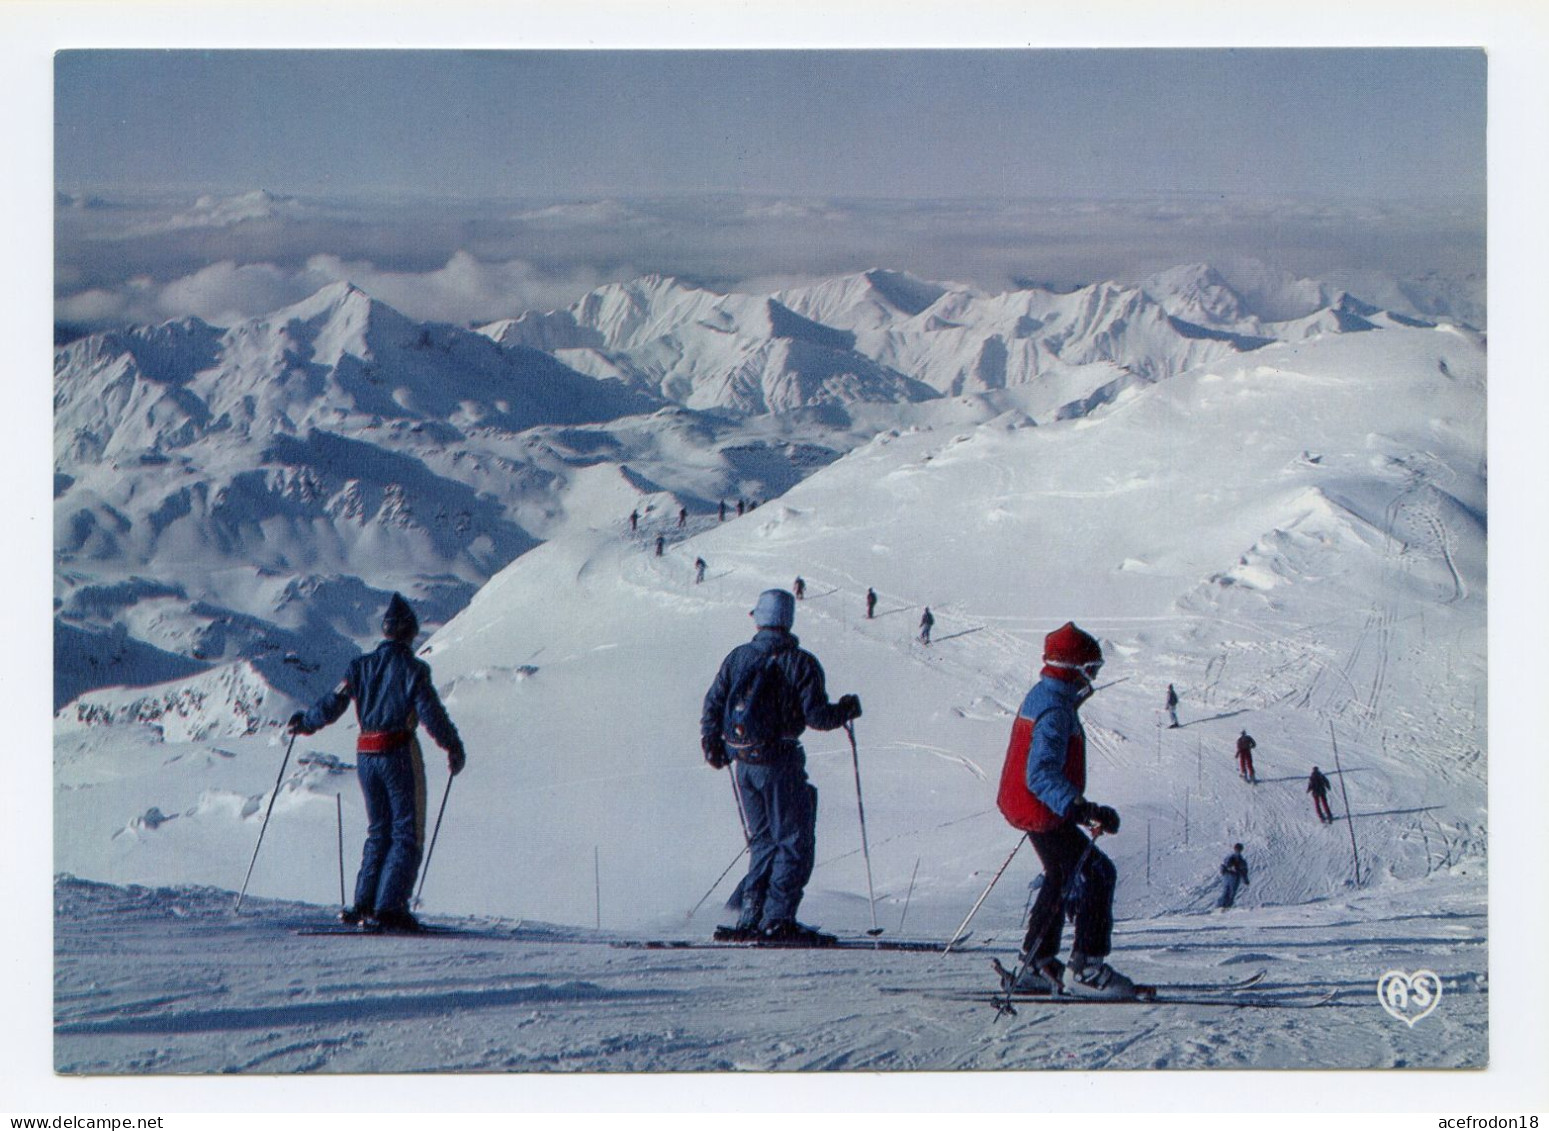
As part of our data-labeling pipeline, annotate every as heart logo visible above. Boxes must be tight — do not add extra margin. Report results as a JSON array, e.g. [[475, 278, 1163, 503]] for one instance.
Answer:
[[1377, 969, 1443, 1026]]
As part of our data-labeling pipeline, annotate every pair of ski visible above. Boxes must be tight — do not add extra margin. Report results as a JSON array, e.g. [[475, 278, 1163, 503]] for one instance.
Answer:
[[888, 965, 1335, 1012], [293, 922, 946, 951], [611, 934, 963, 953], [295, 921, 523, 939]]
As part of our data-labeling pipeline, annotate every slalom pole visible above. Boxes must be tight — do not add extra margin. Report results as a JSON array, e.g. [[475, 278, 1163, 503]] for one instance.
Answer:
[[336, 793, 346, 909], [943, 833, 1025, 954], [898, 855, 921, 934], [234, 731, 298, 914], [413, 773, 455, 910], [1329, 722, 1362, 887], [845, 722, 881, 936]]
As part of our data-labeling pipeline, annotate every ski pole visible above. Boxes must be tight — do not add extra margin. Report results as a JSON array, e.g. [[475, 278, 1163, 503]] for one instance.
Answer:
[[728, 762, 751, 841], [234, 730, 298, 914], [845, 721, 881, 936], [723, 764, 753, 912], [336, 793, 346, 909], [413, 773, 455, 910], [944, 833, 1025, 953], [995, 830, 1102, 1020], [686, 842, 749, 921]]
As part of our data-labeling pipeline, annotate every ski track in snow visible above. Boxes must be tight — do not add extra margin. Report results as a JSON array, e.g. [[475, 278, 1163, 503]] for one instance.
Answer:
[[53, 879, 1487, 1073]]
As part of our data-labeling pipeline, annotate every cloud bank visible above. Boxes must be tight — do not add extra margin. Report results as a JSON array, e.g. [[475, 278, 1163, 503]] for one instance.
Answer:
[[55, 190, 1486, 331]]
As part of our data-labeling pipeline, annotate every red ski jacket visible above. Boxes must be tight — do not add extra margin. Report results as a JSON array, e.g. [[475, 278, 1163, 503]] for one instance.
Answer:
[[997, 672, 1087, 833]]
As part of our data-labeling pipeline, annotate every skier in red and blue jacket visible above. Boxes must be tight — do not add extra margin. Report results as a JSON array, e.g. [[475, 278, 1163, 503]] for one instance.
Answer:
[[289, 593, 465, 932], [996, 622, 1137, 998]]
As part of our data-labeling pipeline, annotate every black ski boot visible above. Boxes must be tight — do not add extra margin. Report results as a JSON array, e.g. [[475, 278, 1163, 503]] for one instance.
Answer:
[[713, 924, 762, 943], [339, 905, 374, 927], [370, 908, 424, 934], [992, 955, 1064, 995], [759, 920, 838, 947]]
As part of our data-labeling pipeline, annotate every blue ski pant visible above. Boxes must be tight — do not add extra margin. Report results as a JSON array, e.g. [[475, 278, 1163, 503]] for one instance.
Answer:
[[1218, 872, 1243, 909], [353, 739, 427, 915], [733, 757, 817, 929], [1022, 822, 1116, 963]]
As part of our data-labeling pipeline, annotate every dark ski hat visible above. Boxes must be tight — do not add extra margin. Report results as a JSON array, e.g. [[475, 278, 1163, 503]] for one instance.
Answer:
[[382, 592, 419, 641], [752, 588, 796, 630], [1234, 843, 1244, 852]]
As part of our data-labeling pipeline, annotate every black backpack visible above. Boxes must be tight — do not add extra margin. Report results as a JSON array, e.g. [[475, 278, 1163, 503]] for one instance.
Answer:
[[723, 655, 790, 764]]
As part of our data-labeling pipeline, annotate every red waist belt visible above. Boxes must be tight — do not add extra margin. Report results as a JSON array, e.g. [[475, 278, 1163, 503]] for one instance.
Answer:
[[357, 729, 413, 754]]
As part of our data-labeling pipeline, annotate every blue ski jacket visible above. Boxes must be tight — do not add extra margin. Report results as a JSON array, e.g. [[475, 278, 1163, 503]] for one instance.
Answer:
[[701, 628, 850, 760], [997, 673, 1087, 831], [299, 639, 463, 756]]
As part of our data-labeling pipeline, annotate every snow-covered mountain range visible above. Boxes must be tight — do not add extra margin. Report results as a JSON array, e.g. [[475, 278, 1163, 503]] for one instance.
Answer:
[[55, 264, 1469, 729]]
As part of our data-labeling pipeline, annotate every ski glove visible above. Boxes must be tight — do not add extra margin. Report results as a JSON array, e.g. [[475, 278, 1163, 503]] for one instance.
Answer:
[[838, 694, 863, 722], [286, 712, 311, 736], [1071, 798, 1121, 834], [702, 734, 730, 770], [447, 744, 466, 777]]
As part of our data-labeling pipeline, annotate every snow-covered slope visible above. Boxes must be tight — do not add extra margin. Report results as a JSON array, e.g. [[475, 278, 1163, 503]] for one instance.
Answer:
[[57, 267, 1451, 735], [51, 874, 1486, 1074], [51, 312, 1490, 1075], [56, 318, 1486, 930], [53, 284, 878, 717]]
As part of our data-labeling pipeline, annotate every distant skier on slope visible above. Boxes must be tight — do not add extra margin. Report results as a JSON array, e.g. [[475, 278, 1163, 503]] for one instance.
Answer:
[[866, 588, 877, 619], [995, 622, 1136, 998], [719, 499, 727, 522], [288, 593, 466, 933], [794, 577, 806, 600], [695, 557, 707, 584], [1165, 684, 1180, 728], [629, 509, 639, 533], [678, 506, 688, 528], [1236, 730, 1257, 784], [919, 607, 935, 645], [1217, 843, 1250, 909], [700, 589, 862, 946], [1308, 766, 1335, 823], [655, 534, 665, 557]]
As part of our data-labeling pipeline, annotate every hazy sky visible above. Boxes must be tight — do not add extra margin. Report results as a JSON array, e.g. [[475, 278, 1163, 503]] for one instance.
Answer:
[[57, 49, 1483, 201], [53, 49, 1487, 329]]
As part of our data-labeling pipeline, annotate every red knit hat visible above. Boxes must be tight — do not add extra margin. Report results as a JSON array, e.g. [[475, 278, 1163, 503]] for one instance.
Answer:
[[1042, 622, 1102, 680]]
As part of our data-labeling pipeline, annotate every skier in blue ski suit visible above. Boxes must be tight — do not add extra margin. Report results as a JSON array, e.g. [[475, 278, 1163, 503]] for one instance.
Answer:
[[701, 589, 861, 944], [1217, 843, 1250, 909], [290, 593, 465, 931]]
